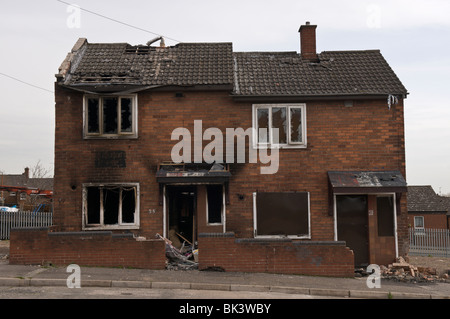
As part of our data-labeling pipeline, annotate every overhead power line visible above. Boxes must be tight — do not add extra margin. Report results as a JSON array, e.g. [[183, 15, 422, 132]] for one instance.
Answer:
[[0, 72, 54, 94], [56, 0, 181, 43]]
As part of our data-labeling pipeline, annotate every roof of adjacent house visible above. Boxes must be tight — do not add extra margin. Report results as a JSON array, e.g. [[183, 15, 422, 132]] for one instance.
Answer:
[[407, 186, 448, 213], [57, 38, 408, 98]]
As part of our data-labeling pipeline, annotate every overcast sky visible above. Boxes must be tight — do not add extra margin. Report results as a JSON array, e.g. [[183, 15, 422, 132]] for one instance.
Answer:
[[0, 0, 449, 194]]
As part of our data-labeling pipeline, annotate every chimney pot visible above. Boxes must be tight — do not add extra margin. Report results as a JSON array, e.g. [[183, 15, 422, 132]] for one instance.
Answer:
[[299, 22, 318, 61]]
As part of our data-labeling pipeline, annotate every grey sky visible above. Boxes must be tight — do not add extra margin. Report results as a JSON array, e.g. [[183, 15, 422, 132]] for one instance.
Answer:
[[0, 0, 449, 194]]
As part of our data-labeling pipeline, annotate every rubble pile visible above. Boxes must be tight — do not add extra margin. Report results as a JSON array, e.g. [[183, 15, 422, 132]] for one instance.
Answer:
[[156, 233, 198, 271], [380, 257, 449, 283]]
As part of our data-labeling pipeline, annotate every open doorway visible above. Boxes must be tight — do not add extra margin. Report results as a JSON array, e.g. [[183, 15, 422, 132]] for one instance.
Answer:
[[166, 185, 197, 248]]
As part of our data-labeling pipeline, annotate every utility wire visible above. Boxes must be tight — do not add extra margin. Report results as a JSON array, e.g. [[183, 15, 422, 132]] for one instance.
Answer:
[[56, 0, 181, 43], [0, 72, 54, 94]]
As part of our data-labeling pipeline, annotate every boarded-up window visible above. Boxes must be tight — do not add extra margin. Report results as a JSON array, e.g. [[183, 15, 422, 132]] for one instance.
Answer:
[[255, 192, 310, 237], [377, 196, 394, 236]]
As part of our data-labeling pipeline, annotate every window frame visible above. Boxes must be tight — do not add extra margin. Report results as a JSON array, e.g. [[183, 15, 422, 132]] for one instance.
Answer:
[[82, 183, 140, 230], [206, 184, 225, 226], [83, 94, 138, 139], [252, 103, 307, 149], [414, 216, 425, 230], [252, 191, 311, 239]]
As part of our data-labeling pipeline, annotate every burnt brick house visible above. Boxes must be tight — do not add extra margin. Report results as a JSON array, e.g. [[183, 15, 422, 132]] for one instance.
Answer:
[[10, 23, 409, 277]]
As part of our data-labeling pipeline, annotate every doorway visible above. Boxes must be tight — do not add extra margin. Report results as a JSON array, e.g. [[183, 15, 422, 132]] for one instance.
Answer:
[[336, 195, 369, 267], [166, 185, 197, 247]]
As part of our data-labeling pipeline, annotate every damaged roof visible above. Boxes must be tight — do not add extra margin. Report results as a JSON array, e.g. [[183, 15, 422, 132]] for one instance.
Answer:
[[407, 186, 449, 213], [57, 39, 234, 92], [57, 38, 407, 97]]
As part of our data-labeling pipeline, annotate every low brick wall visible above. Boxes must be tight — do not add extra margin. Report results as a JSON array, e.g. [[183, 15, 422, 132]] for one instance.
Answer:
[[9, 228, 166, 269], [198, 233, 355, 277]]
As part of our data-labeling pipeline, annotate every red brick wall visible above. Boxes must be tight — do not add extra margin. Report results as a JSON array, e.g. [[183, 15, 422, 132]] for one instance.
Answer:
[[408, 213, 449, 230], [52, 84, 408, 270], [198, 233, 355, 277], [9, 228, 166, 269]]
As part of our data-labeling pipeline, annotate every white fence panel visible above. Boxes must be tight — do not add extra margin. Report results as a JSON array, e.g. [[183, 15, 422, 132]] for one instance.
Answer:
[[409, 228, 450, 257], [0, 211, 53, 240]]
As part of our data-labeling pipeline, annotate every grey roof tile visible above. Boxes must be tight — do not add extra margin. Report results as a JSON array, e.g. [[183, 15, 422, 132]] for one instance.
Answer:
[[232, 50, 408, 97], [65, 42, 234, 87], [60, 39, 407, 97], [407, 186, 448, 212]]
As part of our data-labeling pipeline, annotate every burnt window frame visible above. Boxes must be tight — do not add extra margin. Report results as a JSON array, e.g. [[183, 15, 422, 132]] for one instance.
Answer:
[[83, 95, 138, 139], [82, 183, 140, 230], [252, 103, 307, 149], [252, 191, 311, 239]]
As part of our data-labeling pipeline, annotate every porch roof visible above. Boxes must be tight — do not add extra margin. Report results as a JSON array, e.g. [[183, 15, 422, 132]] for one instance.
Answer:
[[328, 171, 407, 194]]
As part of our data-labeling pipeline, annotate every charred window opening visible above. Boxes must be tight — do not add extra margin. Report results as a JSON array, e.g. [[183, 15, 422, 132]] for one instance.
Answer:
[[87, 98, 100, 133], [103, 98, 118, 134], [377, 196, 395, 237], [254, 192, 310, 238], [120, 98, 133, 133], [253, 104, 306, 148], [207, 185, 223, 224], [84, 184, 139, 229], [84, 95, 136, 138], [86, 187, 100, 224]]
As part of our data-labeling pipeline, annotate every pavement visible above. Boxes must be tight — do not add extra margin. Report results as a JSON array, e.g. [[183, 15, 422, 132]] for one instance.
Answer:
[[0, 259, 449, 299]]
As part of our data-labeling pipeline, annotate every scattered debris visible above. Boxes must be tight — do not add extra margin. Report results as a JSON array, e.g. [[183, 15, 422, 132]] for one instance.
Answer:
[[355, 257, 450, 283], [156, 233, 198, 270], [380, 257, 449, 283]]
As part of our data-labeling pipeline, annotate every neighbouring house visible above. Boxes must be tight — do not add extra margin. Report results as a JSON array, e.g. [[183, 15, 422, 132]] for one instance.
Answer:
[[0, 167, 53, 212], [407, 186, 450, 230], [10, 22, 409, 276]]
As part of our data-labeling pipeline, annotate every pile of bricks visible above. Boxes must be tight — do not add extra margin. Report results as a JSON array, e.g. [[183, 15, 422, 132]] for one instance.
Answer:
[[380, 257, 449, 283]]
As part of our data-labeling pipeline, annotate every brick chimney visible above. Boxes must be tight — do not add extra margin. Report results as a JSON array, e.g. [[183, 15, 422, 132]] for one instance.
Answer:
[[299, 22, 318, 61], [23, 167, 29, 179]]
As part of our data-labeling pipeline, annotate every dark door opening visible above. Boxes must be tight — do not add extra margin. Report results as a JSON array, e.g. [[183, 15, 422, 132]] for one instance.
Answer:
[[167, 185, 197, 247], [336, 195, 369, 267]]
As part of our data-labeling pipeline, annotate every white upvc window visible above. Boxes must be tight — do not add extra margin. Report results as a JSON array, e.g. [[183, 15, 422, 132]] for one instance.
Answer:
[[83, 95, 138, 138], [414, 216, 424, 230], [253, 103, 307, 149], [82, 183, 140, 230]]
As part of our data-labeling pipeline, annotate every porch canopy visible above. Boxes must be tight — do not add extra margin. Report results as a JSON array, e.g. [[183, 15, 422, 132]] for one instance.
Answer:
[[156, 162, 231, 184], [156, 162, 231, 205], [328, 171, 407, 194], [327, 171, 407, 216]]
